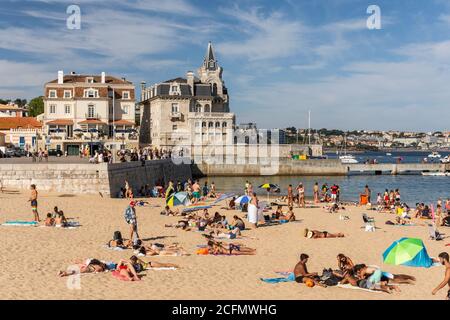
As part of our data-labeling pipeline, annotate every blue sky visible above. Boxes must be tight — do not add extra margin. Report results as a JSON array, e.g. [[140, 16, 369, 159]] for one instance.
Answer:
[[1, 0, 450, 131]]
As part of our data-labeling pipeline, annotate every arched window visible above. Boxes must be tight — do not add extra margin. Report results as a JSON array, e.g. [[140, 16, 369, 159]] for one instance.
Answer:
[[222, 122, 227, 128], [195, 104, 202, 113], [215, 122, 220, 128], [202, 122, 206, 127], [204, 104, 210, 113], [212, 83, 218, 95], [208, 122, 213, 128]]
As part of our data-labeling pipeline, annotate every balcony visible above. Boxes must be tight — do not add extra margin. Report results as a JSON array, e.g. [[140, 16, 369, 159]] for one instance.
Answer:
[[170, 112, 182, 121], [85, 113, 101, 120], [189, 112, 235, 119]]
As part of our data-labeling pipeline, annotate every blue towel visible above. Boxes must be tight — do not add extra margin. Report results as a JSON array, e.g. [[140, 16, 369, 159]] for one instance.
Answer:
[[260, 272, 295, 283]]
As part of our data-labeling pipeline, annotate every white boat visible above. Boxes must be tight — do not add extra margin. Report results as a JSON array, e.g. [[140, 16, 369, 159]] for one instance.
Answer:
[[386, 153, 392, 156], [428, 152, 442, 158], [440, 156, 450, 164], [421, 172, 449, 176], [340, 154, 359, 164], [338, 134, 359, 164]]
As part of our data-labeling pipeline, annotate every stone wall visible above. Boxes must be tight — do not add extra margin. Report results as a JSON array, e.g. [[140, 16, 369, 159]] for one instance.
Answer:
[[0, 160, 192, 197], [0, 163, 110, 194], [107, 159, 192, 197]]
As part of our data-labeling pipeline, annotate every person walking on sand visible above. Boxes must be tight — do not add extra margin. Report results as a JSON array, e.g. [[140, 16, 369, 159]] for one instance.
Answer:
[[313, 182, 319, 203], [296, 183, 305, 208], [287, 184, 294, 207], [432, 252, 450, 300], [124, 201, 139, 245], [29, 184, 40, 222]]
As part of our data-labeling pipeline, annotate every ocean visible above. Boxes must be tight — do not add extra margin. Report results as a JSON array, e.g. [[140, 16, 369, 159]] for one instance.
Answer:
[[199, 151, 450, 206]]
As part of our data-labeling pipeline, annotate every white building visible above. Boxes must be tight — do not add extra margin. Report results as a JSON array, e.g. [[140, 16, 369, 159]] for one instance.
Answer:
[[43, 71, 136, 155]]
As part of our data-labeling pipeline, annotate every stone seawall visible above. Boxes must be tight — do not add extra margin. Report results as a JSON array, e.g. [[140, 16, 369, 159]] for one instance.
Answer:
[[192, 159, 347, 176], [0, 160, 192, 197], [107, 160, 192, 197]]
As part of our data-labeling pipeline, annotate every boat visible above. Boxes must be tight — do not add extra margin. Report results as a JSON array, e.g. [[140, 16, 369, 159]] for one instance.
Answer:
[[440, 156, 450, 164], [386, 153, 392, 156], [427, 152, 442, 159], [421, 172, 449, 176], [338, 134, 359, 164], [340, 154, 359, 164]]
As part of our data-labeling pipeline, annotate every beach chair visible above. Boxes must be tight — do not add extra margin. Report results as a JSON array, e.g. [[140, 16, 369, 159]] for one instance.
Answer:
[[428, 223, 443, 241], [362, 213, 375, 232]]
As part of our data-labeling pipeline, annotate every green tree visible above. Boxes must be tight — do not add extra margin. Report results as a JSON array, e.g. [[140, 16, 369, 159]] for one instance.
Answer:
[[28, 96, 44, 117]]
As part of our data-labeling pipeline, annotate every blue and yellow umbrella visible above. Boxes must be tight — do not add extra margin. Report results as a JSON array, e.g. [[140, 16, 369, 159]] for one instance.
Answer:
[[382, 238, 433, 268], [166, 192, 190, 207]]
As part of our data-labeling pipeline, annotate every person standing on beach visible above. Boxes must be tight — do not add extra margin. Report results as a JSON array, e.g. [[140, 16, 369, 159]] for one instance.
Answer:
[[244, 180, 249, 196], [29, 184, 40, 222], [365, 185, 371, 204], [192, 180, 201, 203], [124, 201, 139, 244], [287, 184, 293, 207], [297, 183, 305, 208], [432, 252, 450, 300], [313, 182, 319, 203]]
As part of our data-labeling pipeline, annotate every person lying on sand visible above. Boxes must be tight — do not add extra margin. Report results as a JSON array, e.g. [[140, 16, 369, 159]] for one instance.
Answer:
[[204, 228, 242, 240], [303, 228, 345, 239], [129, 255, 179, 272], [352, 264, 401, 293], [356, 264, 416, 285], [160, 205, 179, 216], [116, 259, 141, 281], [136, 243, 189, 256], [293, 253, 327, 288], [57, 258, 116, 277], [322, 202, 345, 213], [165, 220, 192, 231], [206, 239, 256, 255]]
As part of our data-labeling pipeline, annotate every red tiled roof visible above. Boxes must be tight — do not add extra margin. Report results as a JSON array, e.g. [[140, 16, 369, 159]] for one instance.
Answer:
[[0, 117, 42, 130], [78, 119, 107, 125], [111, 119, 135, 126], [46, 119, 74, 125]]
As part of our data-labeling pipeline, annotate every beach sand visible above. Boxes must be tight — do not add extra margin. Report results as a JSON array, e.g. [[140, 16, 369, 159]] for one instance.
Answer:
[[0, 189, 448, 300]]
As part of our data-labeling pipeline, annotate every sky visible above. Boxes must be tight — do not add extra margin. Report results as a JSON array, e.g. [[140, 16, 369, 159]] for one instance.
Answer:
[[0, 0, 450, 132]]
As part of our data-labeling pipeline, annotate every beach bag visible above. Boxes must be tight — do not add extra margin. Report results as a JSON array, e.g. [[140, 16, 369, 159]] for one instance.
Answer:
[[196, 248, 209, 255], [320, 269, 339, 287], [113, 231, 123, 242]]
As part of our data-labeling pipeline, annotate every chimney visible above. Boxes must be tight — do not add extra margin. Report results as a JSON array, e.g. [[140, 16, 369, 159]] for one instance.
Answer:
[[186, 71, 194, 93], [101, 72, 106, 84], [57, 70, 64, 84]]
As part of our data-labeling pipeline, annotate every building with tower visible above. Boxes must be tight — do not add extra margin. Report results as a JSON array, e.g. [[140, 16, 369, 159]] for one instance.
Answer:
[[139, 42, 235, 152]]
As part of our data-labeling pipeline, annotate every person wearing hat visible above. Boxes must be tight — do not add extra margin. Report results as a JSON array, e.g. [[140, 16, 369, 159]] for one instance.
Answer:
[[124, 201, 140, 244]]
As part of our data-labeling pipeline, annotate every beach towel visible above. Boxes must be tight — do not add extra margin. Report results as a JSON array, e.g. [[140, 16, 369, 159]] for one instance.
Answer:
[[336, 284, 383, 294], [111, 270, 131, 281], [2, 220, 38, 226], [260, 272, 295, 284], [56, 222, 81, 229], [146, 267, 177, 271], [103, 245, 126, 251]]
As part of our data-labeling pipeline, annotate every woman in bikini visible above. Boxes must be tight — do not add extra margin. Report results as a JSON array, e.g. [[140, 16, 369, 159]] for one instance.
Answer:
[[137, 243, 189, 256], [303, 228, 345, 239], [116, 259, 141, 281], [57, 259, 114, 277], [207, 240, 256, 255]]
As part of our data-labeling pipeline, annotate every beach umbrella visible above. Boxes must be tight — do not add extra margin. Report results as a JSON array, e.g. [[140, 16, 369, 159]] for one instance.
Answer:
[[182, 204, 212, 214], [382, 238, 433, 268], [166, 192, 190, 207], [258, 183, 280, 202], [235, 195, 251, 206], [213, 193, 235, 204]]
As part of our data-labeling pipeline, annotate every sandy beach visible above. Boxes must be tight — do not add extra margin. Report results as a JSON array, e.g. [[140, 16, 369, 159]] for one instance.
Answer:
[[0, 188, 448, 300]]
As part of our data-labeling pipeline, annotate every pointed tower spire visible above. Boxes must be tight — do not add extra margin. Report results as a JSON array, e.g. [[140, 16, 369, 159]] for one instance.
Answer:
[[204, 41, 217, 71]]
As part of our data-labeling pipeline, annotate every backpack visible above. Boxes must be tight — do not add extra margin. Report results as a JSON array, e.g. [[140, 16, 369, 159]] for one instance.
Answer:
[[320, 269, 340, 286], [113, 231, 123, 242]]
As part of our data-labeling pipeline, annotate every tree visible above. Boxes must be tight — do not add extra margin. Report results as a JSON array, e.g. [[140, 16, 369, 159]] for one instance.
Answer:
[[28, 96, 44, 117], [14, 98, 27, 107]]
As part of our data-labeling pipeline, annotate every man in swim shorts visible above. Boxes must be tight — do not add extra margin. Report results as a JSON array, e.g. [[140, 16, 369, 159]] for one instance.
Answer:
[[29, 184, 40, 222], [293, 253, 326, 287], [192, 180, 201, 203], [432, 252, 450, 300]]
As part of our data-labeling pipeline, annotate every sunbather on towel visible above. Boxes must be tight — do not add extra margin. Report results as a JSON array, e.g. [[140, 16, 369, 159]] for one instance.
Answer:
[[206, 240, 256, 255], [129, 255, 179, 272], [353, 264, 401, 293], [293, 253, 327, 288], [356, 264, 416, 285], [116, 259, 141, 281], [57, 258, 116, 277], [136, 243, 188, 256], [303, 228, 344, 239]]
